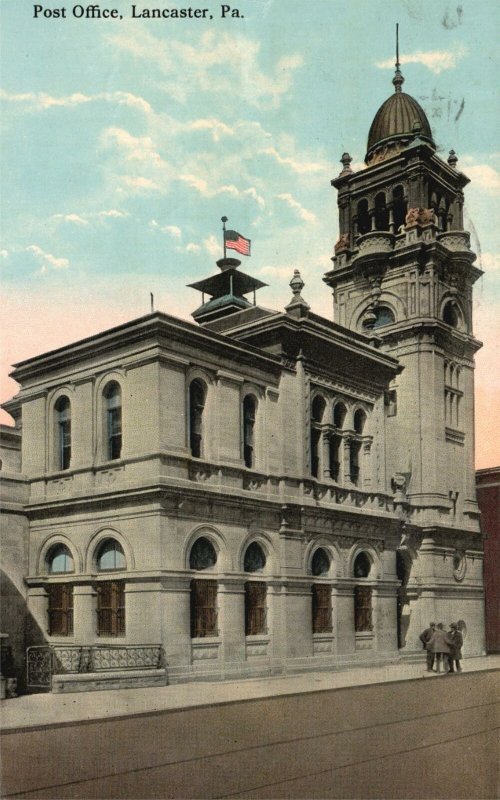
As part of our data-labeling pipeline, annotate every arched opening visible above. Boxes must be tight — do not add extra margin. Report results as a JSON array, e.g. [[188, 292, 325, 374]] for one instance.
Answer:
[[189, 536, 217, 570], [396, 550, 411, 649], [310, 395, 326, 478], [55, 396, 71, 471], [243, 394, 256, 469], [354, 409, 366, 435], [46, 543, 74, 574], [356, 199, 370, 236], [374, 192, 389, 231], [392, 185, 407, 232], [189, 379, 206, 458], [333, 402, 347, 429], [311, 548, 330, 576], [244, 542, 266, 573], [353, 551, 371, 578], [371, 306, 395, 329], [104, 382, 122, 461], [96, 539, 126, 571], [443, 301, 459, 328], [95, 539, 126, 637]]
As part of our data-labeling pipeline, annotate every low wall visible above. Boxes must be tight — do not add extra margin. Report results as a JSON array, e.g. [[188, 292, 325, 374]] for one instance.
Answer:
[[1, 670, 499, 799]]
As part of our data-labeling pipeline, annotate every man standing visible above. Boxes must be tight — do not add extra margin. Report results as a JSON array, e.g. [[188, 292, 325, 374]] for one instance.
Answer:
[[428, 623, 453, 672], [448, 622, 464, 673], [419, 622, 436, 671]]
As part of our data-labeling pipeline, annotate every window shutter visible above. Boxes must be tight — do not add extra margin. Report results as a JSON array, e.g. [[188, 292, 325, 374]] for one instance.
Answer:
[[191, 580, 218, 638], [354, 586, 373, 632], [312, 584, 332, 633], [245, 582, 266, 635]]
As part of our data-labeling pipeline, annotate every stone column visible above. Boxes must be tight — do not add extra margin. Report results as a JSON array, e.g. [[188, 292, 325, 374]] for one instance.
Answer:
[[369, 207, 376, 231], [284, 580, 313, 660], [267, 580, 285, 668], [362, 437, 373, 489], [160, 577, 192, 670], [218, 578, 245, 665], [73, 584, 96, 642], [124, 581, 161, 644], [321, 429, 331, 480], [387, 203, 395, 234], [26, 586, 49, 638], [373, 582, 399, 653], [335, 583, 356, 654]]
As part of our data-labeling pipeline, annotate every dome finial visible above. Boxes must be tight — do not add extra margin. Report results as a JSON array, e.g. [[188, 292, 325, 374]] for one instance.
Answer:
[[393, 22, 404, 93]]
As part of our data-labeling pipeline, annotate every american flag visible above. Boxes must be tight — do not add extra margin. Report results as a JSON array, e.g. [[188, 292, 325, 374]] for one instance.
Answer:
[[225, 229, 251, 256]]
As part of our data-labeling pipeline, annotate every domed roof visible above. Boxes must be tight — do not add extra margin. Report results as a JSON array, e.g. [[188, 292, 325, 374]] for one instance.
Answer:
[[365, 67, 435, 164]]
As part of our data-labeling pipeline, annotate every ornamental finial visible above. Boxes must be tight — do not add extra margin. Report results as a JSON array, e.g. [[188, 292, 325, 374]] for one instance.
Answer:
[[393, 23, 405, 93]]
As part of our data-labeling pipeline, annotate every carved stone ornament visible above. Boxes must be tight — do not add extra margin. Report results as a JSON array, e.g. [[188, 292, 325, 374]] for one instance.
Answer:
[[405, 207, 437, 228], [334, 233, 350, 254], [452, 550, 467, 582]]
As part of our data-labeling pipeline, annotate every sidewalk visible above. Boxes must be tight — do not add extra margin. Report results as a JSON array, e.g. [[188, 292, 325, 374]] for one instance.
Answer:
[[2, 654, 499, 732]]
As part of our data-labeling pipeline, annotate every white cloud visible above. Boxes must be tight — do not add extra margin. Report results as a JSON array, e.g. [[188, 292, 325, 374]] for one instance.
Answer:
[[53, 209, 128, 225], [120, 176, 161, 192], [186, 243, 201, 254], [263, 146, 325, 174], [480, 252, 500, 271], [150, 221, 182, 239], [376, 46, 467, 75], [179, 173, 265, 207], [0, 88, 152, 114], [27, 245, 69, 271], [187, 118, 235, 141], [203, 235, 220, 259], [276, 193, 316, 223], [259, 265, 295, 279], [107, 28, 302, 108], [0, 249, 9, 259], [462, 164, 500, 193]]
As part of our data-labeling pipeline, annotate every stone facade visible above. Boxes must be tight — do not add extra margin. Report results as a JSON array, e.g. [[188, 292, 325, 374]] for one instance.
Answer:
[[1, 64, 486, 692]]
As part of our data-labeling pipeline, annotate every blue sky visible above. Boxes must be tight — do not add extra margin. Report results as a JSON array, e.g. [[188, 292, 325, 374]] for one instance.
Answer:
[[1, 0, 499, 465]]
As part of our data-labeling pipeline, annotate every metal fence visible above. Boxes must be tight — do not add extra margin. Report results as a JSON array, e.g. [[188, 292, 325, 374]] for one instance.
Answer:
[[27, 644, 164, 690]]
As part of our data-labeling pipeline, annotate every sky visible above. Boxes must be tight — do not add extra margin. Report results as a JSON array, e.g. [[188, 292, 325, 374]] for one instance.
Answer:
[[1, 0, 499, 468]]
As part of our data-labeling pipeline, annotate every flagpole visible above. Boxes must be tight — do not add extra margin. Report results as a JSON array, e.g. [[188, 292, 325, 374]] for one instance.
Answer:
[[221, 216, 228, 259]]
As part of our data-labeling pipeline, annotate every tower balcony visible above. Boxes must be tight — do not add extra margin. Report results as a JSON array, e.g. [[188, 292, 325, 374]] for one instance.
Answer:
[[356, 230, 395, 255], [437, 230, 472, 253]]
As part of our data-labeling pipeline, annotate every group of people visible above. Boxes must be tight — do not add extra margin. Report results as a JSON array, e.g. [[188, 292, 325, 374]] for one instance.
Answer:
[[419, 621, 464, 673]]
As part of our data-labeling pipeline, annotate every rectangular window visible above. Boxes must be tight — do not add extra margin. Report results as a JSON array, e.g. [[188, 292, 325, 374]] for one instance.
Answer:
[[312, 584, 332, 634], [107, 407, 122, 460], [350, 441, 361, 485], [96, 581, 125, 636], [59, 420, 71, 470], [245, 582, 267, 635], [190, 579, 217, 638], [354, 586, 373, 632], [48, 584, 73, 636], [329, 436, 341, 481]]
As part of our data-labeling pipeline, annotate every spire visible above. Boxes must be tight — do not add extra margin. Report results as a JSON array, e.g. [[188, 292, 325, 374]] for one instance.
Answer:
[[285, 269, 310, 319], [392, 23, 404, 93]]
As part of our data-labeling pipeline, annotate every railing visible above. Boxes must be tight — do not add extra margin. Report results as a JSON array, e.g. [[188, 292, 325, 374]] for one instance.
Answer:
[[27, 644, 164, 690]]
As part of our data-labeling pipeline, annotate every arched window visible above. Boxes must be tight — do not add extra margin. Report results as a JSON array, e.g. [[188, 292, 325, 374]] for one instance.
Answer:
[[393, 185, 407, 232], [443, 301, 459, 328], [353, 552, 371, 578], [189, 379, 206, 458], [374, 192, 389, 231], [371, 306, 395, 329], [47, 543, 74, 574], [330, 403, 346, 482], [189, 536, 217, 570], [104, 382, 122, 461], [310, 395, 326, 478], [244, 542, 266, 573], [95, 538, 126, 636], [243, 395, 256, 469], [55, 396, 71, 470], [96, 539, 126, 571], [356, 199, 370, 236], [353, 552, 372, 633], [311, 548, 330, 576], [311, 548, 332, 633]]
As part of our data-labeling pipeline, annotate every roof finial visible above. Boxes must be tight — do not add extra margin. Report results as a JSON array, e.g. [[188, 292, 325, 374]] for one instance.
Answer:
[[393, 23, 404, 93]]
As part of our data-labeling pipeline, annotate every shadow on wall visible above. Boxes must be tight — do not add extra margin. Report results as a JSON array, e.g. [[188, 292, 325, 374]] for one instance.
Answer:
[[0, 571, 48, 694]]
